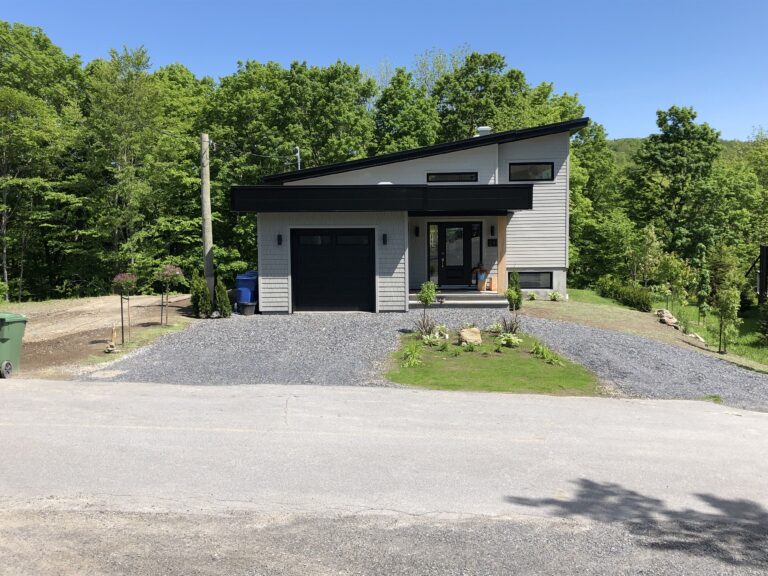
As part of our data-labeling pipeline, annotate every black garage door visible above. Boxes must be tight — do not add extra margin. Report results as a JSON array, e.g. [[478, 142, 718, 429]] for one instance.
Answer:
[[291, 228, 375, 311]]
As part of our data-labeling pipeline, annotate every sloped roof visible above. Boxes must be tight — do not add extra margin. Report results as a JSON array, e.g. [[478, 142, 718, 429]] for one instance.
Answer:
[[262, 117, 589, 184]]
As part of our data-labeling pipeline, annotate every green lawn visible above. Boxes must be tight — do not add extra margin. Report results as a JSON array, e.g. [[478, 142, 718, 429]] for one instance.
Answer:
[[386, 332, 600, 395], [566, 288, 622, 307], [656, 299, 768, 366]]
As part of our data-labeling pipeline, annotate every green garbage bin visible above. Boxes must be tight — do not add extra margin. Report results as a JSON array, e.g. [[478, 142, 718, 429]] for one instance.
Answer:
[[0, 312, 27, 378]]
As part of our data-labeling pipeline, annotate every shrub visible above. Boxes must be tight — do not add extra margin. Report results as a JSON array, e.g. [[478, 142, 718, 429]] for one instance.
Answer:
[[112, 272, 137, 295], [530, 341, 564, 366], [417, 280, 437, 307], [594, 276, 652, 312], [401, 342, 423, 368], [487, 321, 503, 335], [548, 290, 563, 301], [508, 271, 522, 308], [414, 281, 437, 335], [214, 277, 232, 318], [461, 322, 476, 329], [156, 264, 185, 288], [434, 324, 449, 339], [500, 312, 521, 334], [528, 292, 537, 301], [191, 270, 212, 318], [437, 340, 449, 352], [496, 333, 522, 348], [462, 342, 477, 352], [505, 287, 522, 311], [413, 315, 437, 337], [422, 333, 440, 347]]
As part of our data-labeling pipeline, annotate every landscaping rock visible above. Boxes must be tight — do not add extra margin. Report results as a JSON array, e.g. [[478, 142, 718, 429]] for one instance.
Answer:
[[656, 309, 679, 329], [459, 327, 482, 345], [689, 332, 707, 345]]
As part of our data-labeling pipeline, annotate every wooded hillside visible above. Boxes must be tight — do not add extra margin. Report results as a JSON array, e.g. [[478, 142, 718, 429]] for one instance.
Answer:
[[1, 21, 767, 332]]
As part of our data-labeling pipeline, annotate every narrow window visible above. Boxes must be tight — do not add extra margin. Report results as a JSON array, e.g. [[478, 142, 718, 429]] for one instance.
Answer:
[[426, 172, 478, 183], [299, 234, 331, 246], [336, 235, 369, 245], [514, 271, 553, 289], [508, 162, 554, 181]]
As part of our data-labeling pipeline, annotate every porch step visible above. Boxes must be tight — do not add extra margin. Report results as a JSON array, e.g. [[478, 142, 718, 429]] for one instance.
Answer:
[[409, 291, 509, 309]]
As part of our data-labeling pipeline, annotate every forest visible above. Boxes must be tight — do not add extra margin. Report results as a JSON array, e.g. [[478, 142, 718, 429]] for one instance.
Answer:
[[1, 21, 767, 347]]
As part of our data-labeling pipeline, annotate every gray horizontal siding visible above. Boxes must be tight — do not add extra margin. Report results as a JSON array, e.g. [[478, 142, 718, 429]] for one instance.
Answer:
[[500, 133, 569, 269], [257, 212, 407, 313]]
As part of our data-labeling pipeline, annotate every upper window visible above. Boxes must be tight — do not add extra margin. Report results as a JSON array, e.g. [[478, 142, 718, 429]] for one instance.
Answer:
[[427, 172, 478, 183], [508, 162, 554, 181]]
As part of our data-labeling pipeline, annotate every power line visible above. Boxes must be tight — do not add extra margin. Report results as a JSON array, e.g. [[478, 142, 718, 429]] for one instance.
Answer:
[[0, 31, 57, 75]]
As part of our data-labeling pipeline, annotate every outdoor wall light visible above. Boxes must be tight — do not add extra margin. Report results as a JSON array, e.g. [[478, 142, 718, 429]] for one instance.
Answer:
[[383, 233, 388, 245], [414, 226, 420, 237], [277, 234, 283, 246], [490, 225, 496, 237]]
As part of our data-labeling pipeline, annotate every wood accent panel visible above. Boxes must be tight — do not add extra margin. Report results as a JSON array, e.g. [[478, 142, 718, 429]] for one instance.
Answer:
[[496, 214, 508, 294]]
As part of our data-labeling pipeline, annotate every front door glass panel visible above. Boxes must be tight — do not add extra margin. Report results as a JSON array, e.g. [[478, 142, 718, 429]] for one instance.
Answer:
[[445, 226, 464, 266], [430, 222, 482, 287], [428, 224, 438, 284]]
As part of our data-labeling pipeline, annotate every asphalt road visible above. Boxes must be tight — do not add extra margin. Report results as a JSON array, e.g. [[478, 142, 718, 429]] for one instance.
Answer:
[[1, 380, 767, 575]]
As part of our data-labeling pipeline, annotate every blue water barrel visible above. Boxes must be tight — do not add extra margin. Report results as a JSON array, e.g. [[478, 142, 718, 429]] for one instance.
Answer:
[[234, 287, 249, 304], [234, 270, 258, 303]]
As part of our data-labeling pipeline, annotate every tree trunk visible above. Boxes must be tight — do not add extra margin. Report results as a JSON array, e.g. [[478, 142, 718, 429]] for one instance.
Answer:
[[719, 317, 724, 353], [127, 295, 131, 343], [17, 228, 26, 302], [1, 188, 8, 302]]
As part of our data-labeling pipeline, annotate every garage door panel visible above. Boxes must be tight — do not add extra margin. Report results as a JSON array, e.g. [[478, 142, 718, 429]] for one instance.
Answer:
[[291, 228, 375, 311]]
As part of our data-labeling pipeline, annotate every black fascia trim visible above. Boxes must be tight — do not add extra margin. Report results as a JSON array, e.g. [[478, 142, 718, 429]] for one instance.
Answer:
[[230, 184, 533, 213], [409, 210, 508, 217], [262, 118, 589, 184]]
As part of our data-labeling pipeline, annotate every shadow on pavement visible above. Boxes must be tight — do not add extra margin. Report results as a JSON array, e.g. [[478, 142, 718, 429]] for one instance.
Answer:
[[506, 478, 768, 569]]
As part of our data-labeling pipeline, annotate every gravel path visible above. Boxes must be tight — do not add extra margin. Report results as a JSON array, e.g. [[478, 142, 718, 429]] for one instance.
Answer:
[[86, 309, 768, 411], [522, 316, 768, 412]]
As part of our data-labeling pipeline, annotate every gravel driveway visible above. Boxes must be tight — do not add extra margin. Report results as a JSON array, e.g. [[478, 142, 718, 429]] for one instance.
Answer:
[[87, 309, 768, 411]]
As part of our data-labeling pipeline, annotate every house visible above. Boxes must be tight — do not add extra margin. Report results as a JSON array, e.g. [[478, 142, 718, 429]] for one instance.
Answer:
[[230, 117, 589, 313]]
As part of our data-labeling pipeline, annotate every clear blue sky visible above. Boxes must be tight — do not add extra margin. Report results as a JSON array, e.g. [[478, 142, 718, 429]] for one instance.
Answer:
[[4, 0, 766, 139]]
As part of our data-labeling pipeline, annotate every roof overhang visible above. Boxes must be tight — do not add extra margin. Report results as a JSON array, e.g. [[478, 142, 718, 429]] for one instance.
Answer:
[[263, 117, 589, 184], [230, 184, 533, 215]]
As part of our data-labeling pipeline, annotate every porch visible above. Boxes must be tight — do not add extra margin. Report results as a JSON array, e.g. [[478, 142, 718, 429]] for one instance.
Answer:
[[408, 289, 508, 309], [408, 215, 510, 296]]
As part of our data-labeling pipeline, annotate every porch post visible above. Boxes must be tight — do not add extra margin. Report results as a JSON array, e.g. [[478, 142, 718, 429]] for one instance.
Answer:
[[496, 214, 508, 295]]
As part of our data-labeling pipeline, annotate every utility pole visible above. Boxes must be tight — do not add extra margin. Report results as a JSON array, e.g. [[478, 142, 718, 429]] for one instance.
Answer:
[[200, 133, 215, 305]]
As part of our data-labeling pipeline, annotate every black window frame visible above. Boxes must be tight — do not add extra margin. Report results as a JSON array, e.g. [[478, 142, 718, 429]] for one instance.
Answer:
[[512, 271, 553, 289], [426, 171, 479, 183], [508, 162, 554, 182]]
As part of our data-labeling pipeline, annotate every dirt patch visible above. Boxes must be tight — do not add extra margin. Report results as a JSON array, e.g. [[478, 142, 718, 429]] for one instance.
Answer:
[[9, 294, 190, 343], [14, 296, 193, 379]]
